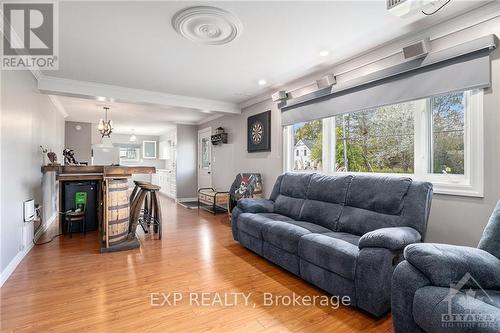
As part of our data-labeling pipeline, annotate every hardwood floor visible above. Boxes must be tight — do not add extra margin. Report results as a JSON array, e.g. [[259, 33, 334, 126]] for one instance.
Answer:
[[1, 196, 394, 333]]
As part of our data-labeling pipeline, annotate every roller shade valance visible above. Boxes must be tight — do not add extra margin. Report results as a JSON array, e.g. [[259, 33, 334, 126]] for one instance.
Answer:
[[280, 35, 496, 126]]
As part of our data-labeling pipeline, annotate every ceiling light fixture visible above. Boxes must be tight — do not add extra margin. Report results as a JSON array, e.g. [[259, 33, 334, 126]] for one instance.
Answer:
[[201, 109, 212, 114], [319, 50, 329, 57], [97, 106, 113, 138], [258, 79, 267, 86]]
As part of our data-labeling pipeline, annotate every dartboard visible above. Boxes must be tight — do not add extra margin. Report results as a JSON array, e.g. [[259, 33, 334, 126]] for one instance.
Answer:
[[251, 121, 263, 144], [247, 110, 271, 153]]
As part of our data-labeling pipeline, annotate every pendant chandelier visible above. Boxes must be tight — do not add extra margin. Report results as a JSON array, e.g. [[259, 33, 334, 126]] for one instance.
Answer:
[[97, 106, 113, 138]]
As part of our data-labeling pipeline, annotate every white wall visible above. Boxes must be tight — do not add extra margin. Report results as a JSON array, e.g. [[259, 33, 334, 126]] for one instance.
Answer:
[[1, 70, 65, 285], [200, 99, 282, 198], [202, 9, 500, 247]]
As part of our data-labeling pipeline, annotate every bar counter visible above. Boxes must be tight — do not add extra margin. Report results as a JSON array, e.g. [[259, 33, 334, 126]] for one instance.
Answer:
[[42, 165, 156, 252]]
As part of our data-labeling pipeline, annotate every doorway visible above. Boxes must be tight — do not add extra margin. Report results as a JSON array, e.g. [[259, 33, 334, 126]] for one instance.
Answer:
[[198, 127, 212, 190]]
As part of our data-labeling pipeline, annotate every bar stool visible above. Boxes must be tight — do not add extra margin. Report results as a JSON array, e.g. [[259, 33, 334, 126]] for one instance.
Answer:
[[129, 183, 162, 239], [64, 210, 86, 238], [129, 180, 149, 204]]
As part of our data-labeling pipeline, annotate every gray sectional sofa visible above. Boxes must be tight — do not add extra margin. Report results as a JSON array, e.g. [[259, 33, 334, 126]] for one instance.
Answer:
[[231, 172, 433, 317], [392, 200, 500, 333]]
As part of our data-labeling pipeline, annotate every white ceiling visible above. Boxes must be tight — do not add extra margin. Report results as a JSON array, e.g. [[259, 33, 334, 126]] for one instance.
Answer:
[[58, 95, 218, 135], [45, 1, 489, 133], [47, 0, 487, 103]]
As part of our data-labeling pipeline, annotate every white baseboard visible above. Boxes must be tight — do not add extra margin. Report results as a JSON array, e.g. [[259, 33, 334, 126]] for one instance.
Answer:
[[0, 214, 56, 288]]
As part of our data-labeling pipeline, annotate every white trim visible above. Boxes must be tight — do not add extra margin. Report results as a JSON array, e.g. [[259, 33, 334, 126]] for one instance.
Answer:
[[197, 113, 225, 125], [198, 127, 213, 190], [142, 140, 157, 159], [1, 214, 56, 288], [283, 90, 484, 197], [48, 95, 68, 118], [0, 242, 33, 288], [37, 76, 241, 114]]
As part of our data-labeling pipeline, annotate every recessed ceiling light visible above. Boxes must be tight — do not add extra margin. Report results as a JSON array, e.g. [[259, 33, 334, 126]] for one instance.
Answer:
[[319, 50, 329, 57], [258, 79, 267, 86], [201, 109, 212, 114]]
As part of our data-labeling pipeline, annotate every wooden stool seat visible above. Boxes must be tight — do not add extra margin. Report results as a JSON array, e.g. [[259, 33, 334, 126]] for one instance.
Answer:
[[139, 183, 161, 191]]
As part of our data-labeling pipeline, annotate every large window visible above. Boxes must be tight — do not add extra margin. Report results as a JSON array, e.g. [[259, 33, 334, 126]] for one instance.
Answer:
[[284, 89, 483, 197]]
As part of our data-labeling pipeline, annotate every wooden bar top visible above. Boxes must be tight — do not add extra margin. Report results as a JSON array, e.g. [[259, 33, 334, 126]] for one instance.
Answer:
[[41, 165, 156, 178]]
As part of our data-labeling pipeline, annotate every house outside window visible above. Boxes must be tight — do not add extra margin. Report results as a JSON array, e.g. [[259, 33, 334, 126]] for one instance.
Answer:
[[283, 89, 483, 197]]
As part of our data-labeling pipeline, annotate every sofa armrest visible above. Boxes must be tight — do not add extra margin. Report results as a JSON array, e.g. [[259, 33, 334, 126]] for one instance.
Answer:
[[359, 227, 421, 251], [237, 198, 274, 214], [404, 243, 500, 289]]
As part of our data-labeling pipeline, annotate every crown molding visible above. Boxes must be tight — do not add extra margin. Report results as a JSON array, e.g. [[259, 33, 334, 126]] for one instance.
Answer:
[[48, 95, 68, 118], [196, 113, 225, 126], [37, 76, 241, 115]]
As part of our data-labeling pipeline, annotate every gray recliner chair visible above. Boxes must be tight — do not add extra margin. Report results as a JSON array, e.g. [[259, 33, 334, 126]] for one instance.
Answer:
[[392, 200, 500, 333]]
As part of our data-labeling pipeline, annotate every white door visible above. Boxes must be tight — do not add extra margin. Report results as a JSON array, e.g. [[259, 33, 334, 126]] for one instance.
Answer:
[[198, 127, 212, 189]]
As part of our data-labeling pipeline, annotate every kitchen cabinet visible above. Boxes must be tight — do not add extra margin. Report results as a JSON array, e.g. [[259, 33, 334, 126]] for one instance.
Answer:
[[152, 169, 176, 199]]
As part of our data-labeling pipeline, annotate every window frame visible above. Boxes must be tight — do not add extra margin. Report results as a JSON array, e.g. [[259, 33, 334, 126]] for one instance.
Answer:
[[283, 89, 484, 197]]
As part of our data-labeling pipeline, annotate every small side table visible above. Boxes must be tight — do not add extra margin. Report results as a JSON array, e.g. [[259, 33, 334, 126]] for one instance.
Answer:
[[198, 188, 229, 214]]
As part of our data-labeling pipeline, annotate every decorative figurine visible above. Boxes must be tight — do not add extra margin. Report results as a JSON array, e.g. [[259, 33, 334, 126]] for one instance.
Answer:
[[47, 151, 58, 165], [63, 148, 78, 165]]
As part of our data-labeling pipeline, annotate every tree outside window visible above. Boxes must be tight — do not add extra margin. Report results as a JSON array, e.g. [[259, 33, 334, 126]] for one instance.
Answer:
[[335, 102, 415, 174]]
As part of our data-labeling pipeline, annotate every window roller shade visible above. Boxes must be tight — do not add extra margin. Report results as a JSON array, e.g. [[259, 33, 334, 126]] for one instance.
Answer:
[[281, 44, 493, 126]]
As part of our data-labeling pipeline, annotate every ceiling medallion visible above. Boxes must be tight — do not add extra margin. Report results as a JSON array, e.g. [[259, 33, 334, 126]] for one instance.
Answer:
[[172, 6, 242, 45]]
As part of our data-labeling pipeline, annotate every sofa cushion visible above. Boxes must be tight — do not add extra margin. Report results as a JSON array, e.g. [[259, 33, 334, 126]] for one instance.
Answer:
[[258, 213, 295, 222], [306, 173, 353, 204], [298, 232, 360, 280], [337, 206, 400, 236], [345, 175, 412, 215], [237, 213, 290, 239], [237, 212, 295, 239], [299, 174, 353, 230], [279, 172, 313, 198], [274, 195, 305, 221], [262, 221, 330, 254]]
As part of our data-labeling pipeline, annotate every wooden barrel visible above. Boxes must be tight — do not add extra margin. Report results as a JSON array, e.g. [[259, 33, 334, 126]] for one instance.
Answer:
[[107, 179, 130, 246]]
